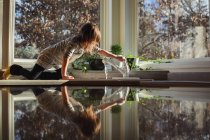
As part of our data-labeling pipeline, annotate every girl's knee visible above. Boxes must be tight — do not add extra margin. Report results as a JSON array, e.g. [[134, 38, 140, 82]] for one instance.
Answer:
[[10, 64, 23, 75]]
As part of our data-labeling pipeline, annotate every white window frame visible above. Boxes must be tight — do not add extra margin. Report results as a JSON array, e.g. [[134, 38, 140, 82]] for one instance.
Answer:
[[4, 0, 15, 68], [11, 93, 36, 140]]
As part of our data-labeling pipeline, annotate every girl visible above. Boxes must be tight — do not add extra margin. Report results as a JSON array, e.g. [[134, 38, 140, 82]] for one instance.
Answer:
[[31, 86, 125, 138], [3, 23, 125, 80]]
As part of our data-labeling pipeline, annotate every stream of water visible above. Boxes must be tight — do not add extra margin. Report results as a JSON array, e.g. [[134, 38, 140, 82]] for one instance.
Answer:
[[102, 58, 130, 79]]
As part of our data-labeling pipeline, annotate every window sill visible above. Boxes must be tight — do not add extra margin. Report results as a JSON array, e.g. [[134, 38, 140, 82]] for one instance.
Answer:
[[139, 58, 210, 72], [71, 69, 168, 80]]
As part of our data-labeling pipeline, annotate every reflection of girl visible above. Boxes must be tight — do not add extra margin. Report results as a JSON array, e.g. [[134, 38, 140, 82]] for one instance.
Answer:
[[32, 86, 124, 138], [3, 23, 125, 80]]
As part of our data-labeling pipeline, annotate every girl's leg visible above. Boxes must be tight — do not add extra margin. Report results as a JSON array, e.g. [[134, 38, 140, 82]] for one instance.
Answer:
[[38, 68, 62, 80], [32, 87, 45, 96], [10, 64, 45, 80]]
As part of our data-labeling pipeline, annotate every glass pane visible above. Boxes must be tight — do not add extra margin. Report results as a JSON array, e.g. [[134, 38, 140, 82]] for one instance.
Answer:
[[15, 0, 100, 59], [138, 0, 210, 60]]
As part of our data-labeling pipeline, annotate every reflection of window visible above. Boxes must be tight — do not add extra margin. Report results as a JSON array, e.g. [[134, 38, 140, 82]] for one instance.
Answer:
[[15, 0, 100, 59], [138, 0, 209, 60]]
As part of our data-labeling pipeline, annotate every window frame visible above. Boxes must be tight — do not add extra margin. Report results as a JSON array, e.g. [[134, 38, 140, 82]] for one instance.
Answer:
[[140, 57, 210, 72], [10, 92, 37, 140]]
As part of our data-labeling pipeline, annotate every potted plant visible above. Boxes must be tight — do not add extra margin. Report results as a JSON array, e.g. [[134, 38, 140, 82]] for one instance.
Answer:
[[111, 105, 122, 114], [107, 44, 123, 71], [89, 53, 105, 70], [126, 54, 139, 70], [111, 44, 122, 55], [72, 53, 104, 71], [72, 53, 92, 72], [127, 89, 136, 101]]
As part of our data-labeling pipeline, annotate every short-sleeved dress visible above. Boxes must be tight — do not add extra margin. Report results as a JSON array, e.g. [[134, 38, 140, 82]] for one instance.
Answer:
[[36, 37, 102, 69]]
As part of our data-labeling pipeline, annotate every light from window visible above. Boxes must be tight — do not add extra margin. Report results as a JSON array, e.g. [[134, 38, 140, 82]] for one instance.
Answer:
[[15, 0, 100, 59], [138, 0, 209, 60]]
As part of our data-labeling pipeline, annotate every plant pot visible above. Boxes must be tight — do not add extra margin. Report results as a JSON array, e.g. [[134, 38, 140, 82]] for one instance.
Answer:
[[126, 58, 139, 70], [90, 59, 105, 70]]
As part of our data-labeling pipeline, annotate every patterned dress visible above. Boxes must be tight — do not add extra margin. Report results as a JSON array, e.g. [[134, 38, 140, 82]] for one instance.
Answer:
[[36, 37, 101, 69]]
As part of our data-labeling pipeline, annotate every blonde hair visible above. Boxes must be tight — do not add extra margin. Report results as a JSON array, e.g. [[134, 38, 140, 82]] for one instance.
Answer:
[[74, 105, 101, 138], [79, 23, 101, 53]]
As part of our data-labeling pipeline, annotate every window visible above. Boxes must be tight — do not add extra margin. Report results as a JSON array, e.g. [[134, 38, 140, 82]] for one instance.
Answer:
[[138, 0, 210, 60], [14, 0, 100, 61]]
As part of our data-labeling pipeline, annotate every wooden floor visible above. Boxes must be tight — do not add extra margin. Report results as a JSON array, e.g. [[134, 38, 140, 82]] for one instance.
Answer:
[[0, 79, 210, 87]]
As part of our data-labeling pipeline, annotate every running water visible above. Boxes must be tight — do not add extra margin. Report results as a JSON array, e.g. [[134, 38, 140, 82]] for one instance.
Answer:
[[102, 86, 130, 104], [102, 57, 130, 79]]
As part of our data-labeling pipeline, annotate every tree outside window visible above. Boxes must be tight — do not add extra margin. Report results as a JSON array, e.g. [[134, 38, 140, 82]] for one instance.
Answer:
[[138, 0, 209, 60], [15, 0, 100, 59]]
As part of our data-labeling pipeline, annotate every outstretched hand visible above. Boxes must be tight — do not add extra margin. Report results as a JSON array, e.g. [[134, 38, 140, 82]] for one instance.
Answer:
[[116, 55, 126, 62], [115, 98, 125, 105]]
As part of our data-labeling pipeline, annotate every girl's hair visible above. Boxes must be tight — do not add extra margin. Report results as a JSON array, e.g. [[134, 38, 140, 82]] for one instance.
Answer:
[[74, 105, 101, 138], [77, 23, 101, 53]]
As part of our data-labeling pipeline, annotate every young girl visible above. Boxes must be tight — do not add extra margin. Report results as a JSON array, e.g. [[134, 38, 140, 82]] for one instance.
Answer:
[[31, 86, 125, 138], [3, 23, 125, 80]]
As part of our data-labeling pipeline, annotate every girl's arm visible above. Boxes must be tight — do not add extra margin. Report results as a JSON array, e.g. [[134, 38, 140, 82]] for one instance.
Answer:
[[97, 98, 125, 111], [61, 86, 69, 104], [98, 49, 125, 62], [61, 86, 75, 111], [62, 57, 74, 80]]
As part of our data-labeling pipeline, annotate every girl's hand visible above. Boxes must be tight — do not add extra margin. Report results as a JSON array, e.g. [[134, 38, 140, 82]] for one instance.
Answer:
[[116, 55, 126, 62], [115, 98, 125, 105], [62, 75, 75, 80]]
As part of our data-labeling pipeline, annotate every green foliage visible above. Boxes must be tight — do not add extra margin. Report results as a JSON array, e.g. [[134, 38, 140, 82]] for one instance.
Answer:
[[72, 53, 102, 71], [139, 56, 150, 61], [126, 54, 139, 70], [152, 59, 171, 64], [126, 54, 136, 58], [111, 105, 122, 114], [111, 44, 122, 55], [127, 89, 136, 101], [71, 88, 100, 106]]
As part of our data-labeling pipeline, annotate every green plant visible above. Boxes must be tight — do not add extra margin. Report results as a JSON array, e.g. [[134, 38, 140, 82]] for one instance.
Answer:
[[72, 53, 102, 71], [127, 89, 136, 101], [111, 44, 122, 55], [71, 88, 101, 106], [126, 54, 139, 70], [111, 105, 122, 114]]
